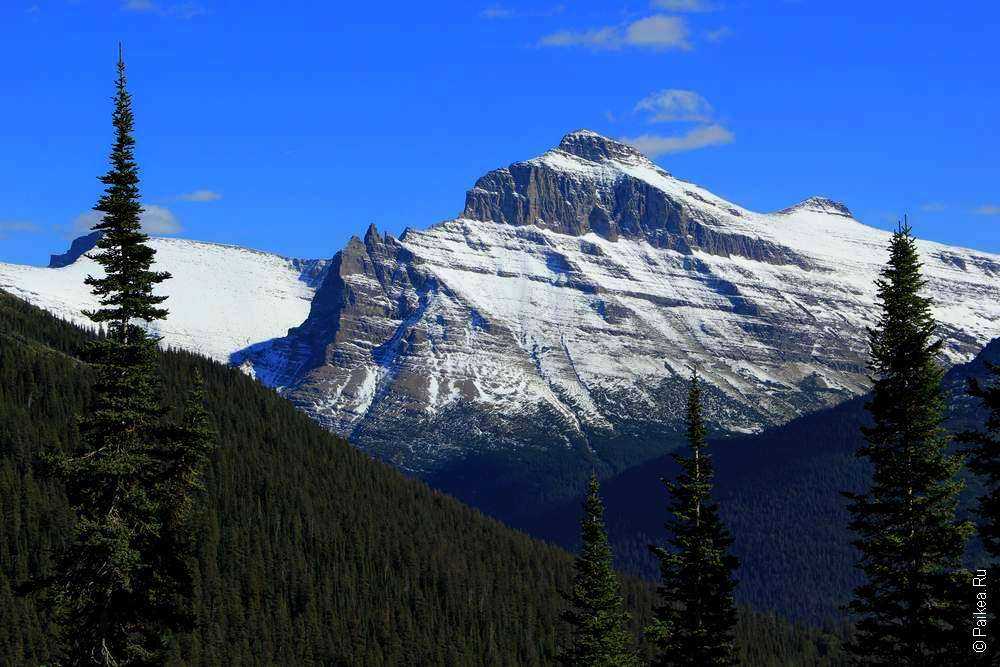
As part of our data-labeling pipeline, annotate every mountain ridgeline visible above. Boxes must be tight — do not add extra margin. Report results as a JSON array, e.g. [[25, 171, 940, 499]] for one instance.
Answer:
[[4, 130, 999, 526], [0, 290, 846, 665]]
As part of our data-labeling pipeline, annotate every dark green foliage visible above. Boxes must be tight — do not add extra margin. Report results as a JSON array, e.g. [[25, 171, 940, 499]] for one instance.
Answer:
[[561, 474, 638, 666], [648, 372, 739, 666], [960, 361, 1000, 562], [42, 50, 180, 665], [843, 222, 973, 664], [0, 291, 849, 665], [0, 291, 640, 664], [148, 371, 217, 648], [531, 337, 1000, 628], [83, 50, 170, 334]]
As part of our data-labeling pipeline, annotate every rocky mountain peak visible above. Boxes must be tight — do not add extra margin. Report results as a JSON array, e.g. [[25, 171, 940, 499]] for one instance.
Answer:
[[555, 129, 649, 165], [779, 196, 853, 218]]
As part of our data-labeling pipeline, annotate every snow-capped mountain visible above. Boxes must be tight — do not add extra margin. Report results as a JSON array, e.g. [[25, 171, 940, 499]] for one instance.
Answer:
[[3, 130, 999, 516], [0, 237, 328, 362], [234, 131, 1000, 482]]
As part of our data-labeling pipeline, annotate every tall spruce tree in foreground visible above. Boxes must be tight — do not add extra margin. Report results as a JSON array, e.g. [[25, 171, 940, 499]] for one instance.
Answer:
[[647, 370, 738, 667], [561, 474, 638, 666], [47, 48, 179, 665], [843, 221, 972, 665], [960, 361, 1000, 563]]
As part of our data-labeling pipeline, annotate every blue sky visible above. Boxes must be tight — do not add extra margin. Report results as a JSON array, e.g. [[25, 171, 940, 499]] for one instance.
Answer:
[[1, 1, 998, 265]]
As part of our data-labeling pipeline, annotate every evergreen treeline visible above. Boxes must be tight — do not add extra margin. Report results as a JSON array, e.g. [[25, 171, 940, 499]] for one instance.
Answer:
[[0, 290, 844, 665]]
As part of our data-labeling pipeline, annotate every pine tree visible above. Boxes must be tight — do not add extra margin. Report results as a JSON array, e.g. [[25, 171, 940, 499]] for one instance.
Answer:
[[647, 370, 739, 667], [843, 221, 972, 665], [560, 473, 638, 666], [48, 47, 173, 665], [959, 361, 1000, 562]]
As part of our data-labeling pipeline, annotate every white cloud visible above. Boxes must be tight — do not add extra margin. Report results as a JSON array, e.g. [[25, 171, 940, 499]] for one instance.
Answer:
[[626, 15, 692, 51], [176, 189, 222, 202], [540, 26, 621, 49], [635, 89, 714, 123], [652, 0, 719, 12], [621, 124, 734, 156], [974, 204, 1000, 216], [0, 221, 40, 239], [920, 202, 947, 213], [540, 14, 691, 51], [69, 205, 182, 237]]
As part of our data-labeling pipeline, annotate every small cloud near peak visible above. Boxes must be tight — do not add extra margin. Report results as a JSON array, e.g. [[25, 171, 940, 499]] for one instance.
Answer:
[[635, 89, 714, 123], [540, 14, 691, 52], [177, 189, 223, 202], [621, 125, 734, 157]]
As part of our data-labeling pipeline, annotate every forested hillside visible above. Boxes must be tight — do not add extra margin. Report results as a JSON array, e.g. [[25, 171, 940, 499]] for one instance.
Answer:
[[0, 291, 844, 665], [527, 339, 1000, 627]]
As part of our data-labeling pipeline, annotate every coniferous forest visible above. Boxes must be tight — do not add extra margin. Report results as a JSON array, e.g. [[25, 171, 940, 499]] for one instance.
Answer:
[[0, 290, 847, 665], [2, 30, 1000, 667]]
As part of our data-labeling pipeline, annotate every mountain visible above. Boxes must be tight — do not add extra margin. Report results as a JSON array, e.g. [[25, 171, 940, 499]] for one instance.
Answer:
[[3, 130, 999, 519], [524, 336, 1000, 626], [0, 237, 328, 363], [0, 291, 847, 665]]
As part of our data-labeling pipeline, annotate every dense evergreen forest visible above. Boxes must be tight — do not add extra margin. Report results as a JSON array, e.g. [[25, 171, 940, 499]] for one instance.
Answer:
[[0, 291, 846, 665], [527, 338, 1000, 628]]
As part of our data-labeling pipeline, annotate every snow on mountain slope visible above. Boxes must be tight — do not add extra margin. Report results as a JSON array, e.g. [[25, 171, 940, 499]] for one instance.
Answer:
[[0, 237, 327, 362], [3, 130, 999, 519], [236, 131, 1000, 485]]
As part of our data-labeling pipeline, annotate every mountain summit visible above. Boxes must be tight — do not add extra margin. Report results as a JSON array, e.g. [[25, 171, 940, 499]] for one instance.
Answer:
[[556, 129, 652, 164], [3, 131, 999, 517]]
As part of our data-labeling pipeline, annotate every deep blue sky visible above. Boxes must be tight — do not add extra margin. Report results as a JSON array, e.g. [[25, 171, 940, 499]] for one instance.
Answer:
[[1, 1, 998, 265]]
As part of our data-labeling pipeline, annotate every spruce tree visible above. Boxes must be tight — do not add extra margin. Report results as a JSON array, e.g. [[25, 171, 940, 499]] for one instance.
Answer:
[[647, 370, 739, 667], [843, 221, 972, 665], [561, 473, 638, 666], [960, 361, 1000, 562], [48, 47, 173, 664]]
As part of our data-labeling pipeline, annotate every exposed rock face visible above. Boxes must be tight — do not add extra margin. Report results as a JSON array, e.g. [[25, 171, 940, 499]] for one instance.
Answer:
[[462, 130, 809, 268], [5, 130, 1000, 519], [230, 130, 1000, 515]]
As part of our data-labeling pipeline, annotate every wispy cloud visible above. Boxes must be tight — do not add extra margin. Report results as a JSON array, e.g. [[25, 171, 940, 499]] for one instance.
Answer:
[[652, 0, 719, 12], [176, 189, 222, 202], [0, 221, 41, 239], [705, 25, 733, 43], [480, 3, 565, 19], [540, 14, 691, 52], [122, 0, 207, 19], [624, 88, 734, 156], [622, 125, 734, 156], [635, 89, 714, 123], [920, 202, 947, 213], [974, 204, 1000, 216], [68, 205, 182, 237]]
